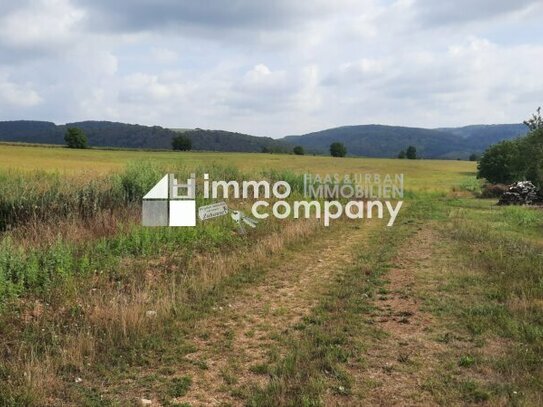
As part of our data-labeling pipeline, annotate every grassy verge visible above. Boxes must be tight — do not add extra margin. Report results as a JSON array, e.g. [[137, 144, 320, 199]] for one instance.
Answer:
[[419, 198, 543, 406]]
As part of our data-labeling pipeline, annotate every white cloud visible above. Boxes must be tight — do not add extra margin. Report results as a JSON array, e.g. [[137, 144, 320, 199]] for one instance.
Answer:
[[150, 47, 179, 64], [0, 73, 42, 107], [0, 0, 85, 53]]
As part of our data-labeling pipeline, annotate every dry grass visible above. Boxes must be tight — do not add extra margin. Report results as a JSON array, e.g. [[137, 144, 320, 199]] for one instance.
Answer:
[[7, 206, 139, 247], [0, 217, 319, 405]]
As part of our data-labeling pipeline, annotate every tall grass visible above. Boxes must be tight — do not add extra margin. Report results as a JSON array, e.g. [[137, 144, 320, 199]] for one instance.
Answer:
[[0, 162, 316, 303], [0, 163, 161, 231]]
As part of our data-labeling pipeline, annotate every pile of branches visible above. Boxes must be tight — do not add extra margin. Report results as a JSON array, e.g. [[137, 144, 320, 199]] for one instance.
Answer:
[[498, 181, 543, 206]]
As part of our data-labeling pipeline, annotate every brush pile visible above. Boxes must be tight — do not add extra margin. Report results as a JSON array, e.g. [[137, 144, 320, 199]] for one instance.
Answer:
[[498, 181, 543, 205]]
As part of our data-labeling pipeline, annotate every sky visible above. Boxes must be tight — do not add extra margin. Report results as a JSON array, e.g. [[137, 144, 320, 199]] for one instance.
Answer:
[[0, 0, 542, 137]]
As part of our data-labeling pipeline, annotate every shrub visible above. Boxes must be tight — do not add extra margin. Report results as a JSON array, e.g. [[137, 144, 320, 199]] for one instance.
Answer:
[[406, 145, 417, 159], [330, 142, 347, 157], [116, 161, 164, 202], [64, 128, 88, 149], [478, 108, 543, 187], [172, 134, 192, 151], [477, 140, 522, 184], [293, 146, 304, 155]]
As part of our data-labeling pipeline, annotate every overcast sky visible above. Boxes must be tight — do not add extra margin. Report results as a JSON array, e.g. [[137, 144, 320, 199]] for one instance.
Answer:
[[0, 0, 542, 137]]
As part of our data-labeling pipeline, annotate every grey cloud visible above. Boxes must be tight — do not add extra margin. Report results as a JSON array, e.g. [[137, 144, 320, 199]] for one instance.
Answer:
[[72, 0, 338, 34], [413, 0, 540, 26]]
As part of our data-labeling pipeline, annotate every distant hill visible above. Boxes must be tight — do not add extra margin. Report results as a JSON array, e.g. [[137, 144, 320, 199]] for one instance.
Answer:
[[0, 121, 289, 153], [436, 124, 527, 152], [0, 120, 529, 158], [281, 124, 527, 159], [178, 129, 290, 153]]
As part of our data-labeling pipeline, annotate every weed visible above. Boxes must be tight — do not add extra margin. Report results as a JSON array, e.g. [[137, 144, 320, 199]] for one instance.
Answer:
[[169, 376, 192, 398]]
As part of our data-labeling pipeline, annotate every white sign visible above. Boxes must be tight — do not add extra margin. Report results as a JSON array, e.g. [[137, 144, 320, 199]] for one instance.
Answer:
[[198, 201, 229, 221]]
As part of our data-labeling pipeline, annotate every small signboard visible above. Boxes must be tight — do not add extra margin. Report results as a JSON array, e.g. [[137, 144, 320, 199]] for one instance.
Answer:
[[198, 201, 229, 221]]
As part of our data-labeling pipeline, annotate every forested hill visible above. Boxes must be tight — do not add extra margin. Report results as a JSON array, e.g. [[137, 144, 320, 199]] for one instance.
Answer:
[[280, 123, 527, 158], [0, 121, 288, 152], [0, 120, 527, 158]]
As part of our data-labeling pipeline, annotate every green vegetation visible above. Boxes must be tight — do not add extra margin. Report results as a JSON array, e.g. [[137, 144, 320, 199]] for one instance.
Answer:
[[283, 123, 526, 158], [172, 134, 192, 151], [0, 120, 291, 153], [293, 145, 304, 155], [0, 120, 527, 158], [0, 143, 540, 405], [478, 108, 543, 186], [477, 139, 522, 184], [330, 142, 347, 157], [406, 145, 417, 159], [64, 127, 88, 149]]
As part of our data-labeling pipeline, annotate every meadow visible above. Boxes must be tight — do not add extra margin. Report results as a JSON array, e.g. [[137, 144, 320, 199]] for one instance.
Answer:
[[0, 143, 473, 192], [0, 143, 541, 406]]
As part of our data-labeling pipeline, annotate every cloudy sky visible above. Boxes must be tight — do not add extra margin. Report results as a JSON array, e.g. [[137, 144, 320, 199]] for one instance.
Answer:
[[0, 0, 542, 137]]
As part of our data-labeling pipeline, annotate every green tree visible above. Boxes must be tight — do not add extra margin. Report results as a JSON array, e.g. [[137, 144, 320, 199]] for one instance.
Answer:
[[406, 145, 417, 159], [519, 127, 543, 187], [477, 140, 522, 184], [523, 106, 543, 131], [330, 142, 347, 157], [469, 153, 480, 162], [172, 134, 192, 151], [478, 108, 543, 187], [398, 150, 406, 159], [64, 127, 88, 149], [293, 146, 305, 155]]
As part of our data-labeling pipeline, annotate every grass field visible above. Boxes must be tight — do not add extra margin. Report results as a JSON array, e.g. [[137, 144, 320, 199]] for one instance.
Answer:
[[0, 143, 541, 406], [0, 143, 475, 192]]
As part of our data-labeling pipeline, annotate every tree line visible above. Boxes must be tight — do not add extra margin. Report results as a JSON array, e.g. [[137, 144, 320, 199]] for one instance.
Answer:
[[477, 108, 543, 187]]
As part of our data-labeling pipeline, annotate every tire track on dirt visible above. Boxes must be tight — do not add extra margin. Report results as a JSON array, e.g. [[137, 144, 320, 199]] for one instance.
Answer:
[[174, 222, 377, 406], [340, 226, 446, 406]]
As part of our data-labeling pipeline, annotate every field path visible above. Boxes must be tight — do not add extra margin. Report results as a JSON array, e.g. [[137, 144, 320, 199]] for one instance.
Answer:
[[341, 226, 447, 406], [175, 222, 376, 406]]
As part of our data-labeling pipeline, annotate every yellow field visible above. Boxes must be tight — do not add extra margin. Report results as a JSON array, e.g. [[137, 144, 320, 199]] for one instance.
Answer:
[[0, 143, 475, 192]]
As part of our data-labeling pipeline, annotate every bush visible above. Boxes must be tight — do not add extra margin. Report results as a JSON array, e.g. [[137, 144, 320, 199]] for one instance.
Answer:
[[330, 142, 347, 157], [478, 108, 543, 187], [406, 145, 417, 159], [64, 128, 87, 149], [172, 134, 192, 151], [398, 150, 406, 159], [477, 140, 522, 184], [293, 146, 304, 155], [519, 128, 543, 188]]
